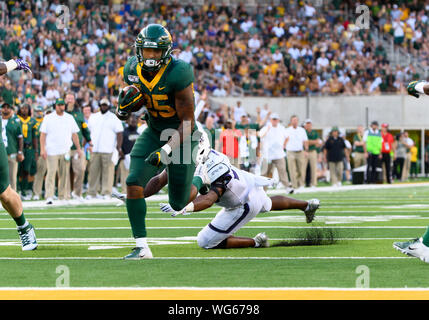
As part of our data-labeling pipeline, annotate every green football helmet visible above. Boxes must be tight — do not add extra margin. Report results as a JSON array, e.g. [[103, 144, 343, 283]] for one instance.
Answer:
[[135, 24, 173, 72]]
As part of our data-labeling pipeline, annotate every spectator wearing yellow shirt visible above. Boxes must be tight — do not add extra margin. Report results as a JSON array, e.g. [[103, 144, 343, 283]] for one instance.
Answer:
[[410, 145, 418, 178]]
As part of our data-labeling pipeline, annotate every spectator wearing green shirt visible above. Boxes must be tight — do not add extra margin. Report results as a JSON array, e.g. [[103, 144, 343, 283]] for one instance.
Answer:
[[1, 103, 24, 191], [1, 81, 16, 106], [203, 116, 218, 150], [352, 125, 366, 168], [363, 121, 383, 184], [65, 93, 92, 201], [304, 119, 322, 188], [16, 104, 38, 200], [32, 106, 46, 200]]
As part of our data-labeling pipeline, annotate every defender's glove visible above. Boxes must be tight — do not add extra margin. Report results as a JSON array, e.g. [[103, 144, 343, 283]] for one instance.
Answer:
[[159, 203, 191, 217], [407, 80, 426, 98], [15, 59, 31, 73], [195, 163, 211, 185], [145, 144, 171, 168]]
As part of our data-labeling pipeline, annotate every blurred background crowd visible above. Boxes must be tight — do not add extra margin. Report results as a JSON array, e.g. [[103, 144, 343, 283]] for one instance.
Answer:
[[1, 0, 429, 202], [2, 0, 429, 103]]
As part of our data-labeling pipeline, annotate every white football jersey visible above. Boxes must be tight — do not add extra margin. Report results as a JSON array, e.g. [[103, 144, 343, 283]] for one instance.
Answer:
[[213, 166, 271, 210]]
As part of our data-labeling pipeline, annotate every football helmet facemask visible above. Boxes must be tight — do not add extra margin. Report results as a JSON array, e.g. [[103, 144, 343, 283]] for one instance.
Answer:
[[135, 24, 173, 72]]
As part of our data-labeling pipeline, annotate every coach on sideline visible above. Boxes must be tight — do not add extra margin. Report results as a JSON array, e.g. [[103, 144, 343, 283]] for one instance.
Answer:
[[40, 98, 83, 205], [86, 98, 123, 200]]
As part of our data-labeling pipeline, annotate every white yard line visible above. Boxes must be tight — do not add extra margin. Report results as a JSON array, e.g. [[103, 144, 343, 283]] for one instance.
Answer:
[[0, 226, 426, 230], [0, 182, 426, 210], [1, 286, 429, 291], [0, 256, 411, 260]]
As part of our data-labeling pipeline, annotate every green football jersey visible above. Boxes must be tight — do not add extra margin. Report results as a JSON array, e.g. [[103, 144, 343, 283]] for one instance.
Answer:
[[17, 115, 37, 147], [33, 118, 43, 153], [67, 109, 91, 150], [3, 115, 22, 155], [122, 56, 195, 133]]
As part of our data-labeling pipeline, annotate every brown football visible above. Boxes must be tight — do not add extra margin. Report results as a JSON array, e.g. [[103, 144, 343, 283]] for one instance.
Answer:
[[121, 85, 145, 112]]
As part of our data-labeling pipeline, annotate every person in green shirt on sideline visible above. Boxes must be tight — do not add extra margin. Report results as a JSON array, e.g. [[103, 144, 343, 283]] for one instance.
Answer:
[[16, 104, 38, 200], [363, 121, 382, 184], [2, 103, 24, 192], [304, 119, 321, 188], [352, 125, 366, 168], [65, 93, 92, 200], [32, 106, 46, 201]]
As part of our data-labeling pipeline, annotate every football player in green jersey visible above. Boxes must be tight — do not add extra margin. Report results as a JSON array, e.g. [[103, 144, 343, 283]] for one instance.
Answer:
[[0, 59, 37, 250], [17, 103, 38, 200], [116, 24, 198, 259], [393, 80, 429, 263]]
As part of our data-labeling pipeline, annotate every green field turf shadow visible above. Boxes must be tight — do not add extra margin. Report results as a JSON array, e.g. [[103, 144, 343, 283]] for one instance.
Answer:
[[271, 228, 338, 247]]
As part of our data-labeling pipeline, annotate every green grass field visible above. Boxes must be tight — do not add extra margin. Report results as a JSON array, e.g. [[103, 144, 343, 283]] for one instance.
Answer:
[[1, 185, 429, 290]]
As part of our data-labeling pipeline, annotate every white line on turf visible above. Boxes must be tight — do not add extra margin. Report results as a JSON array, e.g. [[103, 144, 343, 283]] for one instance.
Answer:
[[2, 215, 429, 222], [1, 286, 429, 291], [0, 256, 412, 260], [0, 226, 426, 230], [0, 237, 413, 246]]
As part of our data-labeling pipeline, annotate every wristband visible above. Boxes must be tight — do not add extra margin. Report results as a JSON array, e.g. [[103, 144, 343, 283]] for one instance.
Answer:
[[5, 60, 18, 72], [184, 202, 194, 213], [162, 144, 172, 155], [415, 81, 426, 94]]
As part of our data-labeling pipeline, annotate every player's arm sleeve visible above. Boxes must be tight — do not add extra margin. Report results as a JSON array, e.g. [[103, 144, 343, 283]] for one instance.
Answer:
[[170, 62, 195, 92], [122, 56, 137, 85]]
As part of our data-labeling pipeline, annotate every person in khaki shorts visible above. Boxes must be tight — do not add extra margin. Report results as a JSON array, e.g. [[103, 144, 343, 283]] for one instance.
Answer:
[[32, 106, 47, 200], [65, 93, 92, 201], [352, 125, 366, 168], [304, 119, 322, 188], [40, 98, 83, 205], [258, 113, 293, 193], [285, 115, 309, 191], [86, 98, 123, 200]]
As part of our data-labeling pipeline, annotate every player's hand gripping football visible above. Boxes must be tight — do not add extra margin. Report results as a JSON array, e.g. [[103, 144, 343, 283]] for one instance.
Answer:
[[407, 80, 426, 98], [116, 85, 144, 120]]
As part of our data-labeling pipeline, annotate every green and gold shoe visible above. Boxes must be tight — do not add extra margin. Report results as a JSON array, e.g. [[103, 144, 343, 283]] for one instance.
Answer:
[[123, 247, 153, 260]]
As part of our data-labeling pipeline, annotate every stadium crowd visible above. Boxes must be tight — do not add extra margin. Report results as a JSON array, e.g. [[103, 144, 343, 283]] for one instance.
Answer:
[[1, 0, 427, 103], [0, 0, 428, 202]]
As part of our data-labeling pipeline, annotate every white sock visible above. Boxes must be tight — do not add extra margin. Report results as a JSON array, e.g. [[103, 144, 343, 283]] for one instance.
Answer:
[[253, 237, 261, 248], [17, 221, 29, 230], [135, 237, 148, 248]]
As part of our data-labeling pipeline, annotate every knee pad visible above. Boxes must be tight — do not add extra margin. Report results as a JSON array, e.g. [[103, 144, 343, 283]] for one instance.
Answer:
[[197, 232, 209, 249]]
